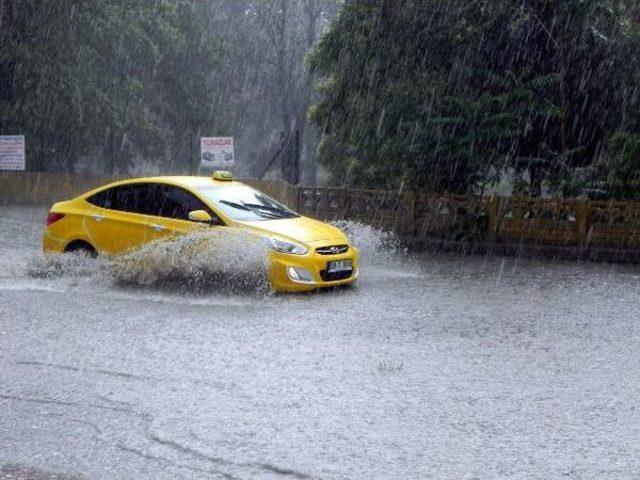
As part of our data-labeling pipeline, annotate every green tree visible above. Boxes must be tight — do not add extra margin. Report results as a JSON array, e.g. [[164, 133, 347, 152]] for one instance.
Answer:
[[309, 0, 639, 195], [0, 0, 224, 173]]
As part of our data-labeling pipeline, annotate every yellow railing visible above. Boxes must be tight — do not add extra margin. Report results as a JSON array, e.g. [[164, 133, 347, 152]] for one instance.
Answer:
[[298, 186, 640, 250]]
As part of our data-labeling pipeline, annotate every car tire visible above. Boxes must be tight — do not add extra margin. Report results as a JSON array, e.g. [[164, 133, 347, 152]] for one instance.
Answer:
[[64, 241, 97, 258]]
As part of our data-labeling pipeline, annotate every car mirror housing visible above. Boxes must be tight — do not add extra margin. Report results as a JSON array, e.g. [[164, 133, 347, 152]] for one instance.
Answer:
[[188, 210, 213, 223]]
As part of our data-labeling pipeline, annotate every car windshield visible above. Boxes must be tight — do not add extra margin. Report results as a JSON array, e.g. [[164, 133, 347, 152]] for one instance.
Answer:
[[196, 185, 299, 221]]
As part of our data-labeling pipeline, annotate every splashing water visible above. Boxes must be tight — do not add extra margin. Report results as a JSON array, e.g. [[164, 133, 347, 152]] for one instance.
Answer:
[[24, 222, 400, 295], [331, 220, 402, 259], [26, 229, 271, 295], [27, 251, 105, 279], [108, 229, 270, 294]]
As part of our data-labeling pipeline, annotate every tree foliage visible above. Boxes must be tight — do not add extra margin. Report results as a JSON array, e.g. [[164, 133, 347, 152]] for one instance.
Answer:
[[309, 0, 640, 196], [0, 0, 223, 173], [0, 0, 342, 178]]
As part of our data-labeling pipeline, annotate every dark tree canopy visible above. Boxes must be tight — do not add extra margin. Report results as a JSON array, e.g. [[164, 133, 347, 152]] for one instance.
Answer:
[[309, 0, 640, 197], [2, 0, 639, 198]]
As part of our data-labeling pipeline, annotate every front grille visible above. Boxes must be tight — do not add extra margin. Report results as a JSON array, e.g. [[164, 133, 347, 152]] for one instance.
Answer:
[[316, 245, 349, 255], [319, 269, 353, 282]]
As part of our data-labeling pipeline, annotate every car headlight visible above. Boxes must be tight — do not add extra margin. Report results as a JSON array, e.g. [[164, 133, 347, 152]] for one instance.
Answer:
[[264, 237, 308, 255]]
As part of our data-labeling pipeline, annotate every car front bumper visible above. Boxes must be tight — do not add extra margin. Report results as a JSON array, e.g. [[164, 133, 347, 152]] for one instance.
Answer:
[[268, 243, 359, 292]]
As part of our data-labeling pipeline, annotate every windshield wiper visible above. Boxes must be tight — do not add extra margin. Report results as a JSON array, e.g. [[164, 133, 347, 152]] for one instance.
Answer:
[[219, 200, 281, 219], [241, 203, 297, 218], [219, 199, 296, 219], [219, 200, 252, 211]]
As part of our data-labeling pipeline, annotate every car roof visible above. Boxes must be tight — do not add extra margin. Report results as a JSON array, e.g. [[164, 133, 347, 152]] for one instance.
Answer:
[[125, 176, 240, 188]]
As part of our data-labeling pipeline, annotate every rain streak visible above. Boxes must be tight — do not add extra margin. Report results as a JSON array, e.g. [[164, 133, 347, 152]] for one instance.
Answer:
[[2, 1, 640, 480]]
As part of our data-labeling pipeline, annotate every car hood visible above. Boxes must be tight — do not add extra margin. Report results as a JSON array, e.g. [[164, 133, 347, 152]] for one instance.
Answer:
[[239, 216, 347, 243]]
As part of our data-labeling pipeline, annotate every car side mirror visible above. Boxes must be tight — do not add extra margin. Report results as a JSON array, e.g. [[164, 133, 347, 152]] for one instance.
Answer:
[[188, 210, 213, 223]]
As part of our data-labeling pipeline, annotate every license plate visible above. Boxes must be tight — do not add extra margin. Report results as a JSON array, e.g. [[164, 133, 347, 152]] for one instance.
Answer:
[[327, 260, 352, 273]]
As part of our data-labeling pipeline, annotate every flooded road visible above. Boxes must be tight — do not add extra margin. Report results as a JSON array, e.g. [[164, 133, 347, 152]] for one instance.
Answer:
[[2, 206, 640, 479]]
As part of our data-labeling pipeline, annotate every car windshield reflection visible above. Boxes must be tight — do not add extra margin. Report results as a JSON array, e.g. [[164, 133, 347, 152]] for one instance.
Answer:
[[197, 185, 299, 221]]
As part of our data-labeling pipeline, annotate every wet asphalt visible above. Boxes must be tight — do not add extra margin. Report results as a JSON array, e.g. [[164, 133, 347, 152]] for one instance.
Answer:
[[1, 206, 640, 479]]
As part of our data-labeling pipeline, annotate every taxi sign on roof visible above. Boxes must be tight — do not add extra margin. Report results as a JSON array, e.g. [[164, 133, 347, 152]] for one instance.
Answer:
[[212, 170, 234, 181]]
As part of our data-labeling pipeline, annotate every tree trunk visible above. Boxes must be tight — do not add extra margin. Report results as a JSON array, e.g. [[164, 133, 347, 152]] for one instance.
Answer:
[[297, 0, 321, 184], [277, 0, 293, 133], [0, 0, 5, 30], [529, 164, 543, 197]]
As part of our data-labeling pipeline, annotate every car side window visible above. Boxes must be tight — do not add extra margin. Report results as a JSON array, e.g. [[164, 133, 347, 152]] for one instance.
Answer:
[[87, 184, 153, 215], [151, 185, 221, 223]]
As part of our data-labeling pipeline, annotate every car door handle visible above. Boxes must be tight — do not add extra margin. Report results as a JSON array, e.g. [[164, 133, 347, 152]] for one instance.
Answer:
[[92, 214, 106, 222], [150, 224, 165, 232]]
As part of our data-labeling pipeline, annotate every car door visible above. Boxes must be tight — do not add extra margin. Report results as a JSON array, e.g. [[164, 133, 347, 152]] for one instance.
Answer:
[[143, 184, 222, 243], [84, 184, 153, 254]]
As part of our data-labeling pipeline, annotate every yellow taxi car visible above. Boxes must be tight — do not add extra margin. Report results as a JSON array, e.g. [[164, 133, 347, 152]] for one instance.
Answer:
[[42, 172, 358, 292]]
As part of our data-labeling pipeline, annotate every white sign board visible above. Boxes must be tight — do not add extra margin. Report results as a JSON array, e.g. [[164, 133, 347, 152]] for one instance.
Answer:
[[0, 135, 25, 171], [201, 137, 234, 170]]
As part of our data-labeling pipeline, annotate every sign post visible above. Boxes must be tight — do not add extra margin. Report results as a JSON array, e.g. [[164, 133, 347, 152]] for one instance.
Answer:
[[0, 135, 25, 171], [200, 137, 234, 172]]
